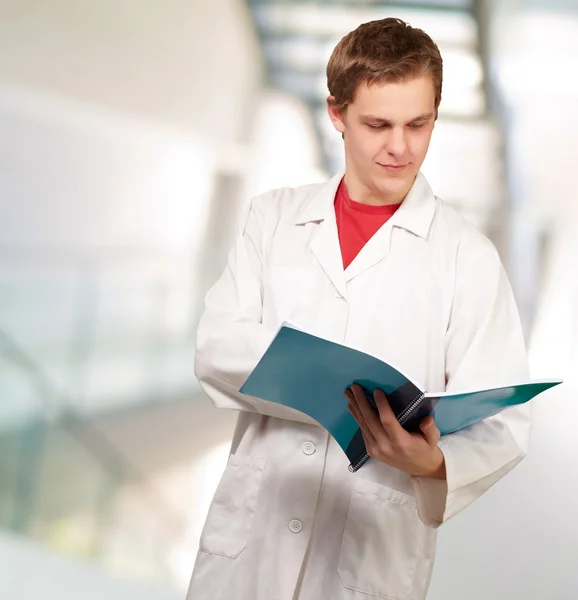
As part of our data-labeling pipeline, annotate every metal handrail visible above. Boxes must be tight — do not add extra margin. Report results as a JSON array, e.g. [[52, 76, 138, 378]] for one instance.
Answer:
[[0, 326, 191, 545]]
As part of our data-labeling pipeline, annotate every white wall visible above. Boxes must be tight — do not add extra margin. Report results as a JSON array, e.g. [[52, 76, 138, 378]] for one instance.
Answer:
[[0, 531, 180, 600], [248, 89, 327, 196], [0, 0, 263, 588], [0, 0, 262, 146], [421, 118, 504, 231], [0, 0, 264, 419]]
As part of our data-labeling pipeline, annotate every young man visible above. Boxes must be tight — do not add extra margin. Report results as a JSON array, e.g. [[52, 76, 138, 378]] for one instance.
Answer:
[[188, 18, 530, 600]]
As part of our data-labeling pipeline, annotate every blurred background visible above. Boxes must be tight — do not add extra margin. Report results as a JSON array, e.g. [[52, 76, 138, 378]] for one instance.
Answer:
[[0, 0, 576, 598]]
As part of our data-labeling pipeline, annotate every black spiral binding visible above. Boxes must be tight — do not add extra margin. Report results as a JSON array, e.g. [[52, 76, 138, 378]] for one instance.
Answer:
[[348, 452, 371, 473], [347, 390, 426, 473], [397, 391, 426, 426]]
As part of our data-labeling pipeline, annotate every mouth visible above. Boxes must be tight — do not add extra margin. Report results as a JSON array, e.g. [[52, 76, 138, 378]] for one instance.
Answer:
[[378, 163, 408, 173]]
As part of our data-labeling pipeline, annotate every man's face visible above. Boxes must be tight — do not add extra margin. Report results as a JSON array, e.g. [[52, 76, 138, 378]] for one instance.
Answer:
[[328, 76, 437, 204]]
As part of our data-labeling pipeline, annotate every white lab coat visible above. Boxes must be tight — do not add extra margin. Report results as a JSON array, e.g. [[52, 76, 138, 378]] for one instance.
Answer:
[[188, 172, 531, 600]]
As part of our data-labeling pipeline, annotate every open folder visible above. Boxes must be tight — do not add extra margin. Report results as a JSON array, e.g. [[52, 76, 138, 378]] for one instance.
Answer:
[[240, 323, 562, 472]]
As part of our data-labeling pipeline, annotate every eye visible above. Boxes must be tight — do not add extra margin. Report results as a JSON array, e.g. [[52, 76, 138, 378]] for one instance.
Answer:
[[367, 123, 388, 130], [409, 123, 425, 130]]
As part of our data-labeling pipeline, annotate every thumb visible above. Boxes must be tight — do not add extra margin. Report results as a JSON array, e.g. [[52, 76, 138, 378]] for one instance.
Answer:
[[419, 416, 440, 447]]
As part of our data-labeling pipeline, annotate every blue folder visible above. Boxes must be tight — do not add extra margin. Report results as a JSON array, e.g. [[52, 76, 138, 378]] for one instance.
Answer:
[[240, 324, 562, 471]]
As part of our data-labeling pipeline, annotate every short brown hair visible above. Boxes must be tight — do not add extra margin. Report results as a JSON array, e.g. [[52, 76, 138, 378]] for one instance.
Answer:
[[327, 18, 443, 115]]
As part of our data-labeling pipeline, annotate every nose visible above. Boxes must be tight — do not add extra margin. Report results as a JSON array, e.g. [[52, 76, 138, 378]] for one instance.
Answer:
[[384, 127, 407, 158]]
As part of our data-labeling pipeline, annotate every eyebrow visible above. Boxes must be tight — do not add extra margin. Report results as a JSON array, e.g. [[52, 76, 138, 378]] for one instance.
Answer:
[[361, 112, 434, 124]]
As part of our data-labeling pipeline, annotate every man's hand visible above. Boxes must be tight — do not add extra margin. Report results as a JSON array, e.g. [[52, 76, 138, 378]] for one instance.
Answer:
[[345, 384, 446, 479]]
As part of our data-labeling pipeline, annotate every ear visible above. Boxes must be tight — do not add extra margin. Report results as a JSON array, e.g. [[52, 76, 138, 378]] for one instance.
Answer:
[[327, 96, 346, 135]]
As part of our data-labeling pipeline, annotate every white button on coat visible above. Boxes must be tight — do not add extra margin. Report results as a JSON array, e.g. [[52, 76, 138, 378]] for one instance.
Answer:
[[189, 171, 532, 600], [289, 519, 303, 533], [302, 442, 316, 455]]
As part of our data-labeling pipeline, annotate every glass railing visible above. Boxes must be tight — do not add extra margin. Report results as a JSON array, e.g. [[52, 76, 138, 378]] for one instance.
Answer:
[[0, 247, 203, 589], [0, 329, 192, 588]]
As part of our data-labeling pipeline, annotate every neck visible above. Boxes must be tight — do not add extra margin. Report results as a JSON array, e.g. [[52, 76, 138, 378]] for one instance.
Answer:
[[343, 172, 415, 206]]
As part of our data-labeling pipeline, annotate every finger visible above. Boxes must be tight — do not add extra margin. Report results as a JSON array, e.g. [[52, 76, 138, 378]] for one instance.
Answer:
[[359, 423, 375, 458], [345, 389, 360, 420], [346, 400, 358, 423], [348, 402, 377, 448], [419, 416, 440, 447], [374, 389, 405, 441], [350, 384, 386, 440], [348, 399, 365, 429]]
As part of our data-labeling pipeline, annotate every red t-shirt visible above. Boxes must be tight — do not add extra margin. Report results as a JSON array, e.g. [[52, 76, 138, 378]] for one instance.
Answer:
[[334, 178, 402, 270]]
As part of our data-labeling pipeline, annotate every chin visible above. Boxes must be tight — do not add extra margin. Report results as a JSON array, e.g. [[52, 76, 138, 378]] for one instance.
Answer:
[[375, 176, 412, 196]]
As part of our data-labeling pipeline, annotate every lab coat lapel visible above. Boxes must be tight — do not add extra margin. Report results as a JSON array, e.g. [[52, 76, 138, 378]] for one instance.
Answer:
[[294, 171, 436, 295], [310, 214, 348, 298], [345, 172, 437, 283], [344, 222, 394, 283], [294, 172, 347, 299]]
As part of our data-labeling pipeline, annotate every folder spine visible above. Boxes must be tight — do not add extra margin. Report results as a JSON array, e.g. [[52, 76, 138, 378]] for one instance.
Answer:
[[348, 452, 370, 473], [398, 391, 426, 426]]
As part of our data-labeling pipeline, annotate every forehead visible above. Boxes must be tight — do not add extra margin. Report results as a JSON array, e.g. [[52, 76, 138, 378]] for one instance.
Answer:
[[349, 76, 436, 116]]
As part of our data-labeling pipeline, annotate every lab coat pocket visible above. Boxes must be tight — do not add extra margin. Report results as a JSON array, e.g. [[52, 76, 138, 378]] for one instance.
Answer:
[[338, 478, 431, 600], [199, 454, 266, 559]]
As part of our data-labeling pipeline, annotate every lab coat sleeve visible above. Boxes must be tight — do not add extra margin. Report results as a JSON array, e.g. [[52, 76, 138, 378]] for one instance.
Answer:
[[194, 192, 319, 425], [411, 237, 531, 527]]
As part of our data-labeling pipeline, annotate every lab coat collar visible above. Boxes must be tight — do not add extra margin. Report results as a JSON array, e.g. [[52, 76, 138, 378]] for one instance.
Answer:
[[293, 171, 343, 225], [293, 171, 437, 240]]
